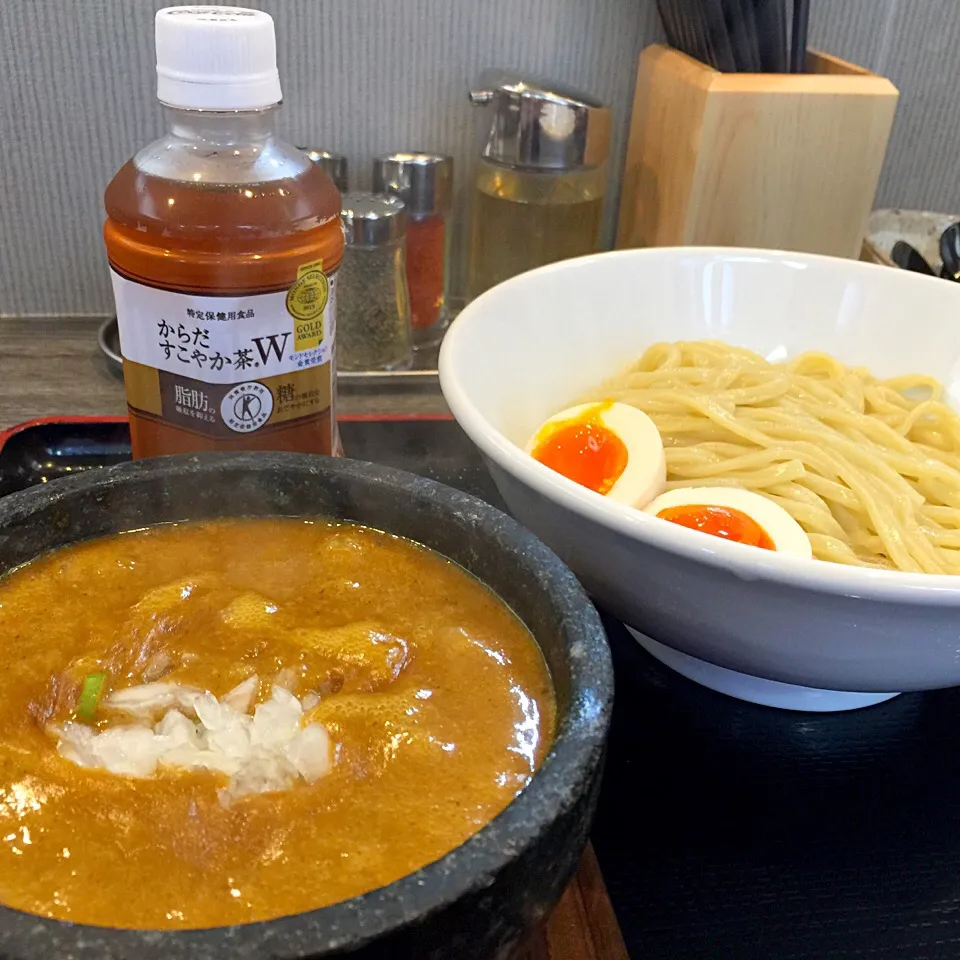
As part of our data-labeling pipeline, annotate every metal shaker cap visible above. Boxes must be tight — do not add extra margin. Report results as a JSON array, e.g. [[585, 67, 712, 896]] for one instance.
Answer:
[[340, 192, 407, 247], [372, 153, 453, 217], [300, 148, 349, 194], [469, 69, 611, 171]]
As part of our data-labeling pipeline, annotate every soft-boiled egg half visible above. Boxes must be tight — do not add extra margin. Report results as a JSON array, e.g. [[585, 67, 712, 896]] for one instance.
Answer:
[[644, 486, 812, 558], [526, 401, 666, 507]]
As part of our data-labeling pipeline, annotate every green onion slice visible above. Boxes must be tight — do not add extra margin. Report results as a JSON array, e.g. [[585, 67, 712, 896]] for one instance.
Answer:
[[76, 672, 107, 719]]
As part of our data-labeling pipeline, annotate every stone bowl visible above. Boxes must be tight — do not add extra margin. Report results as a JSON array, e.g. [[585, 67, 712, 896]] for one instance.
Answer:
[[0, 452, 612, 960]]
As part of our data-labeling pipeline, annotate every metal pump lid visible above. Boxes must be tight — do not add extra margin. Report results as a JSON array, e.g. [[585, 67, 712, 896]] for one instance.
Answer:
[[469, 69, 612, 172]]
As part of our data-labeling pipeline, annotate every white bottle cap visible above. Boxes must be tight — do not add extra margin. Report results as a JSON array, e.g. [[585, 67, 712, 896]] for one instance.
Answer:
[[155, 6, 282, 111]]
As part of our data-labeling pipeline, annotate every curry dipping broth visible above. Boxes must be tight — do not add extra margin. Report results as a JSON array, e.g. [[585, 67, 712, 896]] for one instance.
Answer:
[[0, 519, 555, 928]]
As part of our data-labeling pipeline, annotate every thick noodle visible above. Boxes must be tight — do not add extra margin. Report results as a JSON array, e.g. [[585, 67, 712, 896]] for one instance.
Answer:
[[583, 340, 960, 573]]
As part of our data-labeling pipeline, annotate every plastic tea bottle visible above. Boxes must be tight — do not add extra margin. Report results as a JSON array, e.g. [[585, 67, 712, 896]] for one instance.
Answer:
[[104, 7, 344, 458]]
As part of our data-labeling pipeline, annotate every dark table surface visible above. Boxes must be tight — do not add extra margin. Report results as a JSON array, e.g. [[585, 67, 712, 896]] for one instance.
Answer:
[[593, 620, 960, 960]]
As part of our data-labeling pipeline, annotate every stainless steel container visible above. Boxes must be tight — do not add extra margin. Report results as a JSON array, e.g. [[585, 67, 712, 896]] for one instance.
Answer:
[[373, 153, 454, 347]]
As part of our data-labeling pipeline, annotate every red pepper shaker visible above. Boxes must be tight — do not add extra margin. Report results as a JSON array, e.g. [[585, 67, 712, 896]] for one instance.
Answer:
[[373, 153, 453, 348]]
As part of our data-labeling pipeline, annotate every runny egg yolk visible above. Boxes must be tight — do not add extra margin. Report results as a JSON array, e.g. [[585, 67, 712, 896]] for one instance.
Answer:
[[530, 405, 628, 496], [657, 504, 776, 551]]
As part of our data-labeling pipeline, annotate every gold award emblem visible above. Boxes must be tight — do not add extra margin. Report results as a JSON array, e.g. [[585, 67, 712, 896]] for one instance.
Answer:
[[287, 258, 329, 351]]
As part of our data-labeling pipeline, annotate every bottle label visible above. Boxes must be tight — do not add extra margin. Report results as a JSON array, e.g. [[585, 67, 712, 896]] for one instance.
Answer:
[[111, 261, 337, 443]]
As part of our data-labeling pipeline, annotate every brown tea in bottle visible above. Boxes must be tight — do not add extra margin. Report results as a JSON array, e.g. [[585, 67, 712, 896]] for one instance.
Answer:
[[104, 6, 343, 458]]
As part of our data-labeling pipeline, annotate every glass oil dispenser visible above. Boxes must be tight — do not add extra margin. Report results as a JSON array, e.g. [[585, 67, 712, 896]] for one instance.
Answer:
[[467, 70, 612, 300]]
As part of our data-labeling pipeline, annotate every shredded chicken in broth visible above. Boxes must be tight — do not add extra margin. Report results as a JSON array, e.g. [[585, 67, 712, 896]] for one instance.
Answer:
[[0, 519, 554, 928]]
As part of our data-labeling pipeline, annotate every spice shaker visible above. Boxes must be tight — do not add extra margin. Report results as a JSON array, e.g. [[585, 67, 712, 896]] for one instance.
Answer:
[[467, 70, 612, 300], [301, 149, 349, 194], [338, 193, 413, 372], [373, 153, 453, 347]]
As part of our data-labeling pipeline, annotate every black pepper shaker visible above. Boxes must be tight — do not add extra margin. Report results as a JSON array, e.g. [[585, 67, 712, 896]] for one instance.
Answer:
[[338, 193, 413, 371]]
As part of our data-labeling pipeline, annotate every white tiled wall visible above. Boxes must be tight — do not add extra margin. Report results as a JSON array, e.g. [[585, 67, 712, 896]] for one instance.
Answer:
[[0, 0, 953, 316]]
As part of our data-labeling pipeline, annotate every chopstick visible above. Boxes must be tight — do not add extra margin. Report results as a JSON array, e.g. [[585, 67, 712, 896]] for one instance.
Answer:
[[658, 0, 715, 70], [655, 0, 685, 52], [655, 0, 798, 75], [790, 0, 811, 72], [703, 0, 738, 72], [738, 0, 763, 71], [721, 0, 750, 72], [686, 0, 715, 68], [753, 0, 788, 72]]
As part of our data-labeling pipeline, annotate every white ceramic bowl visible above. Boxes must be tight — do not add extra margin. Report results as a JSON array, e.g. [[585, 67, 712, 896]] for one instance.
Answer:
[[439, 248, 960, 707]]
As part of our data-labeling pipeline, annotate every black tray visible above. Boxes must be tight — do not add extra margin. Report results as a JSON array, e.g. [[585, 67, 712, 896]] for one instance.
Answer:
[[4, 418, 960, 959], [0, 416, 499, 504]]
